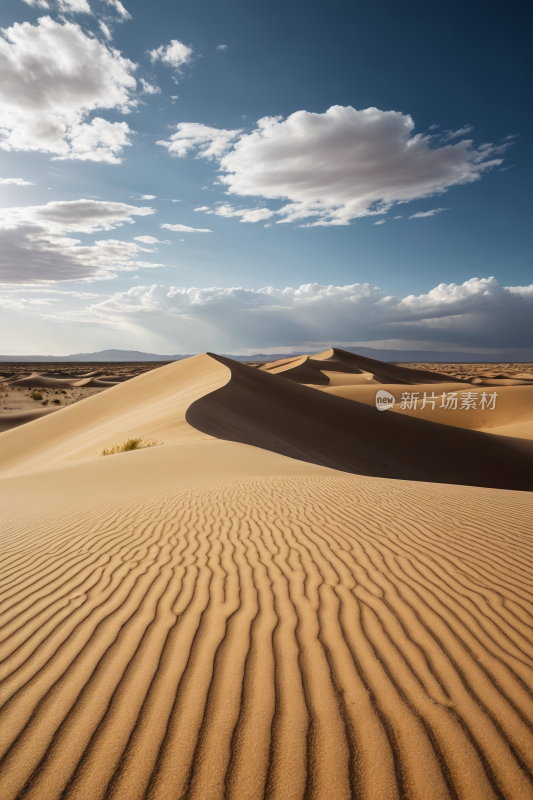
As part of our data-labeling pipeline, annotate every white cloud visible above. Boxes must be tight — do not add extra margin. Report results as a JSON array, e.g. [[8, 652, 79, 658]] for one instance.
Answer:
[[0, 17, 137, 162], [373, 219, 385, 225], [409, 208, 448, 218], [57, 0, 92, 13], [104, 0, 131, 20], [443, 125, 473, 140], [148, 40, 192, 69], [63, 277, 533, 352], [158, 106, 505, 226], [21, 0, 50, 7], [157, 122, 242, 159], [140, 194, 156, 199], [99, 21, 112, 40], [202, 203, 274, 223], [0, 177, 35, 185], [134, 235, 170, 244], [59, 117, 132, 163], [216, 44, 228, 51], [160, 223, 212, 233], [0, 199, 158, 283], [139, 78, 161, 95]]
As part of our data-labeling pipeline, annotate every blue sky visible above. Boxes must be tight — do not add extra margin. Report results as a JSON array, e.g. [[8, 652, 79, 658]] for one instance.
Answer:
[[0, 0, 531, 355]]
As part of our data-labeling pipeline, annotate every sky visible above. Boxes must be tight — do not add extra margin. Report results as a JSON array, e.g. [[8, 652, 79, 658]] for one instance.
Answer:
[[0, 0, 531, 356]]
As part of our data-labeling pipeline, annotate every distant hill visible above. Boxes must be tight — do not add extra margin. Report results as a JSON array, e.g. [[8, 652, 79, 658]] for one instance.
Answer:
[[1, 347, 532, 363]]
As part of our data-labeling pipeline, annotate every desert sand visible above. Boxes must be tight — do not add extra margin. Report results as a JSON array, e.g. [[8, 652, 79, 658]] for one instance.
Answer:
[[0, 364, 150, 432], [1, 349, 533, 800]]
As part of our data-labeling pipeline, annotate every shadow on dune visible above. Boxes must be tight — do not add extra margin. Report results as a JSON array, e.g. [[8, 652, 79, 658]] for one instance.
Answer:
[[186, 354, 533, 491]]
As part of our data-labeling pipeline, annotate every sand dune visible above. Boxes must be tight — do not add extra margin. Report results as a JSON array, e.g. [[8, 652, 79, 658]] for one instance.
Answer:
[[1, 348, 533, 799], [187, 354, 533, 490], [260, 348, 467, 387]]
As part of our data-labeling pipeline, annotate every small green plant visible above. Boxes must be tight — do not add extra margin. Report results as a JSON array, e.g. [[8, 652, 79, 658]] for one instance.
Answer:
[[52, 398, 61, 404], [100, 436, 162, 457], [30, 391, 42, 400]]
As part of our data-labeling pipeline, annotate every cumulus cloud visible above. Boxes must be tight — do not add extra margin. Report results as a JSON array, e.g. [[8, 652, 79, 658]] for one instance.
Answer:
[[61, 277, 533, 352], [157, 122, 242, 159], [159, 106, 505, 226], [0, 177, 35, 185], [373, 219, 385, 225], [0, 199, 158, 283], [216, 44, 228, 51], [148, 40, 192, 69], [0, 17, 137, 162], [409, 208, 448, 218], [160, 223, 212, 233], [140, 194, 156, 200]]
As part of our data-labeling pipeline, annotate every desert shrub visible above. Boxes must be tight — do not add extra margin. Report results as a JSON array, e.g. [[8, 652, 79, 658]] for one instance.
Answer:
[[30, 391, 42, 400], [52, 399, 61, 404], [100, 437, 162, 457]]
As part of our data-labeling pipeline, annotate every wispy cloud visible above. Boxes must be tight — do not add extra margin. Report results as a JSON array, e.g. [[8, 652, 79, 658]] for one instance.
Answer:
[[160, 223, 212, 233], [409, 208, 448, 219], [0, 177, 36, 186]]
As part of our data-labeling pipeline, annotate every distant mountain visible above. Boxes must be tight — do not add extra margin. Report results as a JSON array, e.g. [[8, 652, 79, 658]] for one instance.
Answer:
[[1, 347, 532, 363], [0, 349, 189, 363]]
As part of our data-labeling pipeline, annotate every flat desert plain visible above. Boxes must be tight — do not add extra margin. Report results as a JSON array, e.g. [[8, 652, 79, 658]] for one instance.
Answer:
[[1, 348, 533, 800]]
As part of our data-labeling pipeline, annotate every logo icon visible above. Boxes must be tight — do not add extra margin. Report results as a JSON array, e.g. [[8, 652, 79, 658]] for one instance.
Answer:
[[375, 390, 395, 411]]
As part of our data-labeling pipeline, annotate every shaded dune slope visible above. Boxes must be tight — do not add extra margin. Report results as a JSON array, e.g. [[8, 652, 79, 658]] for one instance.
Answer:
[[0, 408, 61, 434], [1, 450, 533, 800], [186, 355, 533, 490]]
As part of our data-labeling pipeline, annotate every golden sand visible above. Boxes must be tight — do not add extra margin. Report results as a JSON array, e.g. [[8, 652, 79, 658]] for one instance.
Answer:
[[1, 349, 532, 799]]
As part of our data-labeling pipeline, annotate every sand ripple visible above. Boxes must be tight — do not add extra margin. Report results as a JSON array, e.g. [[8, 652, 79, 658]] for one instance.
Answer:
[[1, 474, 533, 799]]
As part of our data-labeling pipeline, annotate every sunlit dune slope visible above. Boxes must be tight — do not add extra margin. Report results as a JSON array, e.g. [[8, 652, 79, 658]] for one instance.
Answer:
[[0, 355, 229, 476], [186, 354, 533, 490], [318, 382, 533, 432], [1, 446, 533, 800]]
